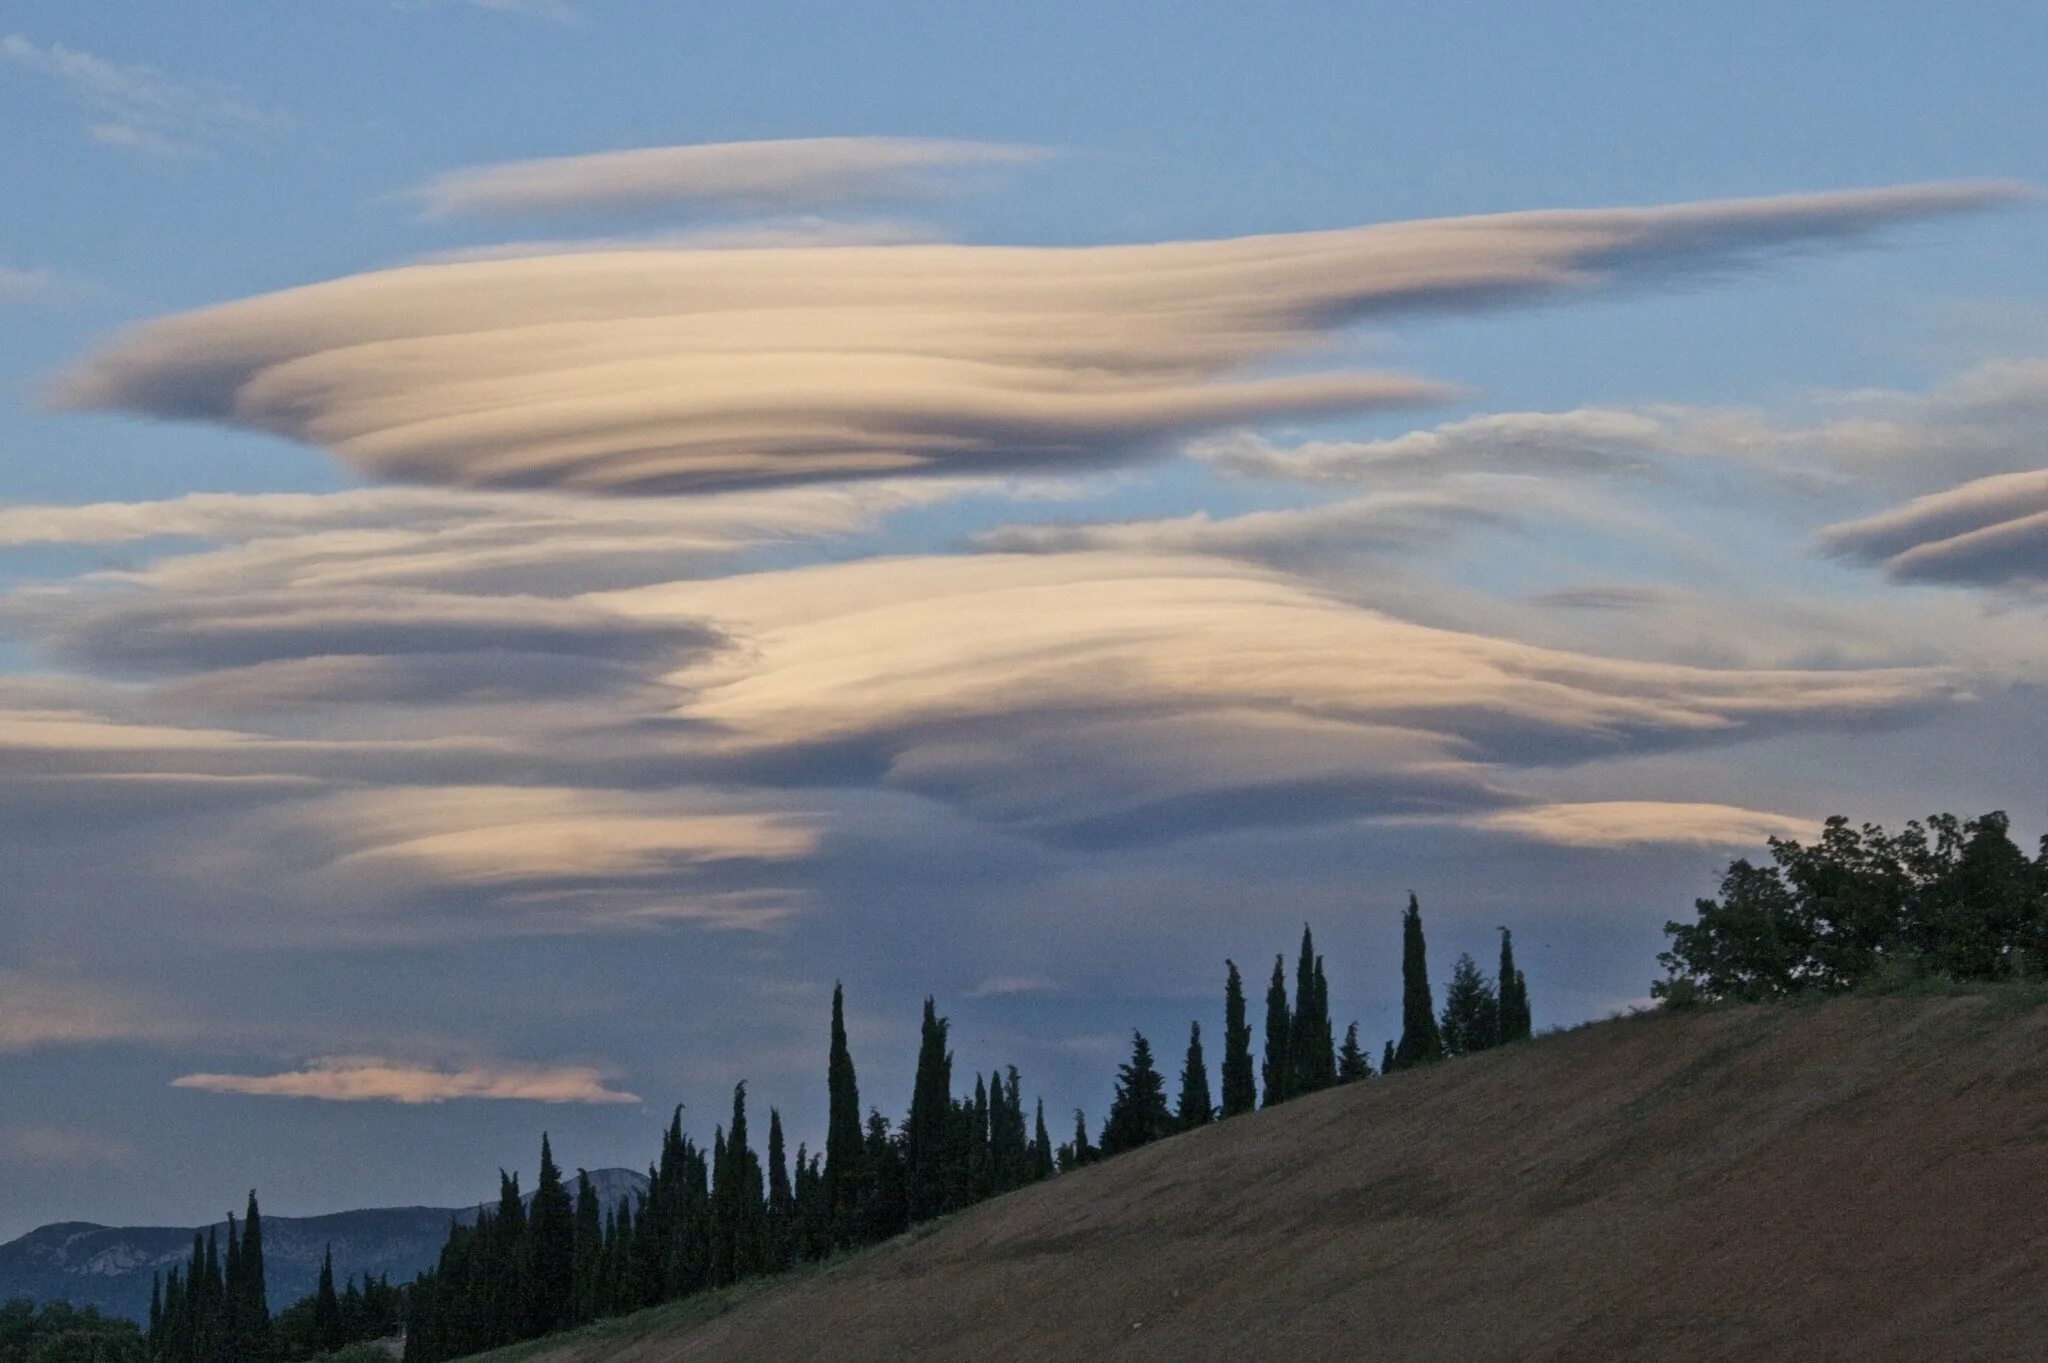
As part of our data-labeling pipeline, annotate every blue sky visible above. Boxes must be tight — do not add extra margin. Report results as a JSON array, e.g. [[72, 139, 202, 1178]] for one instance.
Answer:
[[1, 1, 2044, 1241]]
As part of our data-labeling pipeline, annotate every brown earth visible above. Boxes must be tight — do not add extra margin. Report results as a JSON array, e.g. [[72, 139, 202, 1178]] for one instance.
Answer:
[[512, 996, 2048, 1362]]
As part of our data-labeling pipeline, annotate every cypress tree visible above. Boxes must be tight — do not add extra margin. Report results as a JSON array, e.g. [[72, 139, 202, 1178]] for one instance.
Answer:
[[822, 982, 865, 1246], [1176, 1021, 1214, 1128], [968, 1074, 992, 1199], [1031, 1098, 1055, 1180], [311, 1248, 341, 1355], [1392, 893, 1445, 1069], [1100, 1031, 1175, 1155], [1288, 926, 1330, 1095], [1439, 952, 1499, 1058], [1058, 1109, 1095, 1171], [1498, 928, 1532, 1042], [766, 1108, 794, 1270], [1219, 960, 1256, 1117], [148, 1274, 163, 1355], [202, 1229, 223, 1363], [606, 1197, 634, 1318], [1261, 955, 1291, 1107], [572, 1170, 602, 1324], [1381, 1039, 1396, 1074], [1337, 1022, 1372, 1080], [1311, 956, 1336, 1087], [527, 1135, 575, 1335], [223, 1213, 242, 1363], [238, 1191, 269, 1361], [904, 998, 956, 1222]]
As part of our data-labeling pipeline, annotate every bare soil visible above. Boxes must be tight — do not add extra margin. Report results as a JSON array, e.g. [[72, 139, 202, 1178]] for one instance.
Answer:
[[509, 996, 2048, 1361]]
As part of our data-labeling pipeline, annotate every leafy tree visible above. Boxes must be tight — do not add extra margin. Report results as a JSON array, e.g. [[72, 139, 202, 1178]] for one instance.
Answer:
[[1, 1299, 147, 1363], [1219, 960, 1257, 1117], [1654, 810, 2048, 1002], [1175, 1021, 1214, 1128], [1261, 956, 1291, 1107], [1392, 893, 1444, 1069]]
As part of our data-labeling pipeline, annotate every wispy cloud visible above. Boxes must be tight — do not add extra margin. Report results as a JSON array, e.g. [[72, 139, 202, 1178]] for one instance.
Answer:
[[1, 33, 286, 156], [0, 970, 174, 1053], [969, 976, 1059, 998], [413, 136, 1049, 219], [0, 1123, 135, 1169], [56, 182, 2019, 497], [172, 1057, 640, 1104], [0, 262, 64, 305]]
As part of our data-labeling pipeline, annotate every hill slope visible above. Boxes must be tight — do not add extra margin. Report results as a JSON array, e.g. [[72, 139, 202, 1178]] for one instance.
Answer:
[[0, 1168, 648, 1322], [504, 997, 2048, 1362]]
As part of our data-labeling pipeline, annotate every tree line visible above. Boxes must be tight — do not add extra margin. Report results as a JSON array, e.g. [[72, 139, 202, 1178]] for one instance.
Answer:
[[143, 1191, 402, 1363], [402, 900, 1534, 1362], [1655, 810, 2048, 1002], [2, 1299, 145, 1363]]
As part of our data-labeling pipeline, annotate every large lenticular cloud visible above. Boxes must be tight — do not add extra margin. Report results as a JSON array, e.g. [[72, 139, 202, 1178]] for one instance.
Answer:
[[52, 182, 2021, 497]]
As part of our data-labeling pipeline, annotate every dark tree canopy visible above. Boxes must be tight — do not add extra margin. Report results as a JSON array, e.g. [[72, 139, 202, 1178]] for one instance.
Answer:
[[1656, 811, 2048, 1002]]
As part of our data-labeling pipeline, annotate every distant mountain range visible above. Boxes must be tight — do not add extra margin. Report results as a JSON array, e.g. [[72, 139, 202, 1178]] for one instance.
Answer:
[[0, 1168, 649, 1323]]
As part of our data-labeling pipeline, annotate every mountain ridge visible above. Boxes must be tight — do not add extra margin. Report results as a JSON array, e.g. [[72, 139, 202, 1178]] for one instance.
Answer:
[[0, 1168, 649, 1323]]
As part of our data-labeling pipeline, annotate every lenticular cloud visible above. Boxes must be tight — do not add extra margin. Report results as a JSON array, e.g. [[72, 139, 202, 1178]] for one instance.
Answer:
[[53, 182, 2019, 498]]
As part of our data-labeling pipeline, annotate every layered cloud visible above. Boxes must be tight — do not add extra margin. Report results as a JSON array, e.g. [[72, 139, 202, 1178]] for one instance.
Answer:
[[54, 183, 2018, 497], [171, 1058, 639, 1104], [602, 551, 1954, 843], [1821, 469, 2048, 587], [296, 785, 818, 888], [414, 137, 1049, 218]]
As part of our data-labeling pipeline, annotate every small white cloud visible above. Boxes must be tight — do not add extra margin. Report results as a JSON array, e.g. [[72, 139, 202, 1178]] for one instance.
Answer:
[[1464, 801, 1820, 849], [172, 1057, 639, 1104], [968, 976, 1059, 998]]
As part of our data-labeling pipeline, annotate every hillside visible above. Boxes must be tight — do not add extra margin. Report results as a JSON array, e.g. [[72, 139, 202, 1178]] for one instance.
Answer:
[[494, 996, 2048, 1363], [0, 1169, 648, 1322]]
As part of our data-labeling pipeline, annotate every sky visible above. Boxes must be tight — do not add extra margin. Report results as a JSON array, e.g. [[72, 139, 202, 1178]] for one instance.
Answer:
[[1, 1, 2045, 1241]]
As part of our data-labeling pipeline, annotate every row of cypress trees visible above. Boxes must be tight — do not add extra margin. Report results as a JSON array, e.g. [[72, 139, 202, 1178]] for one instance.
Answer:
[[1079, 906, 1533, 1166], [146, 1192, 402, 1363], [402, 895, 1532, 1363], [147, 1194, 269, 1363]]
